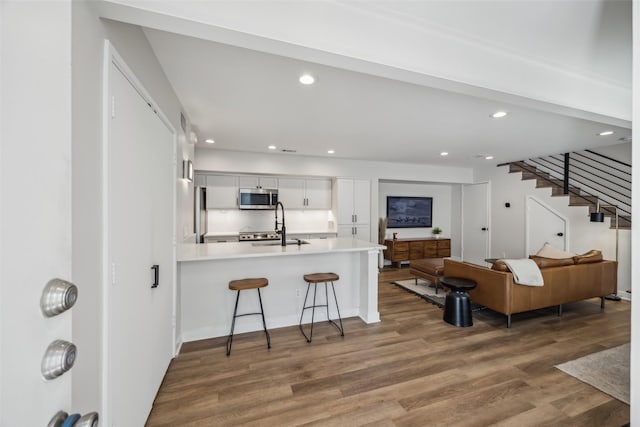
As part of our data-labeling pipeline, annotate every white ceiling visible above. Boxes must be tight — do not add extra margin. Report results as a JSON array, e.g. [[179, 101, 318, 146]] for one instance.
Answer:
[[105, 0, 632, 168]]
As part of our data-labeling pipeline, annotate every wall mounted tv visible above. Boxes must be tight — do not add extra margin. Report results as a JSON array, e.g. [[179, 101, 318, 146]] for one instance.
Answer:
[[386, 196, 433, 228]]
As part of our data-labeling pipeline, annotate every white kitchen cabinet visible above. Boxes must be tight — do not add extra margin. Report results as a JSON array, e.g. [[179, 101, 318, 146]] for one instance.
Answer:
[[238, 175, 278, 189], [206, 175, 239, 209], [335, 178, 370, 240], [335, 178, 370, 224], [337, 224, 370, 239], [305, 178, 332, 209], [278, 177, 331, 210]]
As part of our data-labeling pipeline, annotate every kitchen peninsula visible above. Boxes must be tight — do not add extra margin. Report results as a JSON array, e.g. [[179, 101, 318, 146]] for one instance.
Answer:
[[177, 237, 384, 343]]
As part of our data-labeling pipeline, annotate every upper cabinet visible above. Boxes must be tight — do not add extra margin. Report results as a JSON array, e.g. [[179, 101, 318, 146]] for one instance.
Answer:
[[206, 175, 238, 209], [196, 172, 332, 211], [238, 175, 278, 189], [279, 178, 332, 210]]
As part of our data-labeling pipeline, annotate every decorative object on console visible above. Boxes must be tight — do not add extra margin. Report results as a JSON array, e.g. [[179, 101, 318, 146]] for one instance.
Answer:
[[431, 227, 442, 237], [378, 217, 387, 245]]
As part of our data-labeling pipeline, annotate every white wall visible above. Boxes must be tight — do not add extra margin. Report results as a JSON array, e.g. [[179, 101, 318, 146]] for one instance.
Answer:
[[474, 164, 631, 295], [71, 3, 192, 414], [378, 181, 462, 258], [195, 148, 473, 184], [590, 141, 632, 165]]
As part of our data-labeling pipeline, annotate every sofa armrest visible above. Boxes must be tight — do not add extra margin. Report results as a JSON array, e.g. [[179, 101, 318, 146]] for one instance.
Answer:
[[443, 259, 514, 315]]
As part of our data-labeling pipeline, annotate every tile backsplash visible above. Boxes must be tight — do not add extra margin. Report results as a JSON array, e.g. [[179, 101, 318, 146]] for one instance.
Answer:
[[207, 209, 335, 233]]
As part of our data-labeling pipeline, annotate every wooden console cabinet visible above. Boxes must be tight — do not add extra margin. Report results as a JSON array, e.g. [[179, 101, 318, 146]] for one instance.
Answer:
[[383, 237, 451, 267]]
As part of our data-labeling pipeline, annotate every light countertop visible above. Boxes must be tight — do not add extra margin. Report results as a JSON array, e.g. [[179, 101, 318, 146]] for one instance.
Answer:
[[178, 237, 385, 262]]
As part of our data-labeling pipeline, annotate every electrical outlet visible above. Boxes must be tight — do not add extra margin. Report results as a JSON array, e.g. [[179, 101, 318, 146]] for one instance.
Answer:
[[296, 289, 300, 297]]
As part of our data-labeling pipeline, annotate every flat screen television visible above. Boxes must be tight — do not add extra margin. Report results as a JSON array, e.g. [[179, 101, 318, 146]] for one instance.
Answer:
[[386, 196, 433, 228]]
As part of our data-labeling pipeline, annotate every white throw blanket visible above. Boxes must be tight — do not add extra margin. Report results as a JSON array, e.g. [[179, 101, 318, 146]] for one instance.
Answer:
[[502, 259, 544, 286]]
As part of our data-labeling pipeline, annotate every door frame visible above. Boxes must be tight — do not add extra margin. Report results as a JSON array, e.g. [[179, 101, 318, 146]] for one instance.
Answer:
[[461, 181, 491, 263], [101, 41, 177, 423], [525, 195, 569, 254]]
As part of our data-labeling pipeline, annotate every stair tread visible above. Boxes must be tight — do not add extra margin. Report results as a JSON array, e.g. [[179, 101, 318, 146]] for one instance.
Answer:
[[504, 160, 631, 228]]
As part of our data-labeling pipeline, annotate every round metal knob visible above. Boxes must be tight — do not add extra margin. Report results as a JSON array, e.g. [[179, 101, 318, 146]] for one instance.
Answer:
[[47, 410, 68, 427], [75, 412, 99, 427], [41, 279, 78, 317], [41, 339, 77, 380]]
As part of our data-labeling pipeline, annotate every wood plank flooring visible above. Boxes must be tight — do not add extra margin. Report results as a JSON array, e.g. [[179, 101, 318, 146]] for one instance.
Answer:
[[146, 267, 630, 426]]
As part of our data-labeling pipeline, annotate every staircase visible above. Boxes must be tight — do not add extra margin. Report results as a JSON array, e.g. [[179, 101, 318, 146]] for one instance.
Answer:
[[505, 150, 631, 229]]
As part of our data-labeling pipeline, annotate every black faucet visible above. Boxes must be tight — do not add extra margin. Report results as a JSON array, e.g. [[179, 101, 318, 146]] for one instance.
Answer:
[[275, 201, 286, 246]]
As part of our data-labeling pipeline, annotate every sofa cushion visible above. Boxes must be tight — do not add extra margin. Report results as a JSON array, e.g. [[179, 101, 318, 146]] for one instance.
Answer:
[[529, 255, 574, 268], [573, 250, 603, 264], [535, 243, 576, 259], [409, 258, 445, 275]]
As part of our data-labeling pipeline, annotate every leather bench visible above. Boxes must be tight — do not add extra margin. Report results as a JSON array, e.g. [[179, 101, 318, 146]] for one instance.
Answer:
[[409, 258, 445, 293]]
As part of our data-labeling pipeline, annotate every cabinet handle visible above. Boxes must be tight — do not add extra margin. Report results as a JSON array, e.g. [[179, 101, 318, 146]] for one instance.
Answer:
[[151, 265, 159, 288], [354, 214, 357, 223], [557, 232, 564, 236]]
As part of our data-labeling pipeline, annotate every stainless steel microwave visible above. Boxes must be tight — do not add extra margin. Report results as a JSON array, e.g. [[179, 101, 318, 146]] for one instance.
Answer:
[[238, 188, 278, 209]]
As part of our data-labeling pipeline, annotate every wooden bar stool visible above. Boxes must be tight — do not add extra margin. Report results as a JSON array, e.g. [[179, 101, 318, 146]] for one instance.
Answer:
[[226, 277, 271, 356], [299, 273, 344, 342]]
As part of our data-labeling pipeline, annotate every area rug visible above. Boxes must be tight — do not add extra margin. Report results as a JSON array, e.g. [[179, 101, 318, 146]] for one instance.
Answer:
[[556, 343, 630, 405], [392, 278, 446, 307]]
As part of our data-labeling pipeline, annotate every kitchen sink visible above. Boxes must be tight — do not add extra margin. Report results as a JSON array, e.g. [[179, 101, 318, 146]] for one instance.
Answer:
[[252, 239, 310, 247]]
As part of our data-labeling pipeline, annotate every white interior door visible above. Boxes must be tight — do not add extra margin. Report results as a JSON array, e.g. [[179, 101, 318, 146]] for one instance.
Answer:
[[526, 196, 568, 254], [462, 182, 490, 265], [1, 2, 73, 425], [105, 55, 174, 426]]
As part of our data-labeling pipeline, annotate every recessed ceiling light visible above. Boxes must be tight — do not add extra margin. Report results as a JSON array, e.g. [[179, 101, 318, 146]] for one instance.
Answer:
[[598, 131, 614, 136], [491, 111, 508, 118], [299, 74, 315, 85], [440, 152, 449, 156], [268, 145, 277, 150], [327, 150, 335, 154], [205, 138, 215, 144], [485, 155, 494, 160]]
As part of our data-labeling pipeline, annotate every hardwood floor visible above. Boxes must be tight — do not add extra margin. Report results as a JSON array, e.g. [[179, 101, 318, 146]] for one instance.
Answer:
[[146, 267, 630, 426]]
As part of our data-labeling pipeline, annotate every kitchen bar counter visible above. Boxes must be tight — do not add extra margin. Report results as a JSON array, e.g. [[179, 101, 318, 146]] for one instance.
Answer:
[[177, 238, 384, 343]]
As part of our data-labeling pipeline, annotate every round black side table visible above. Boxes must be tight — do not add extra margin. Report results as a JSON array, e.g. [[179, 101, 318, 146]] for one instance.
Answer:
[[440, 276, 477, 327]]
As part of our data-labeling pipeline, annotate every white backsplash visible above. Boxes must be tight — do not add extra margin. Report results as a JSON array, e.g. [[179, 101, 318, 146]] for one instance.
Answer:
[[207, 209, 335, 234]]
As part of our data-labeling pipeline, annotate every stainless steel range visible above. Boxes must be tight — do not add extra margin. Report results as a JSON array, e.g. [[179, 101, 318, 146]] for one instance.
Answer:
[[238, 232, 280, 242]]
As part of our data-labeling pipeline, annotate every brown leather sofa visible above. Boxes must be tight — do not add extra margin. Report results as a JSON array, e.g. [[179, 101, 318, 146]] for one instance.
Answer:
[[442, 257, 617, 327]]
